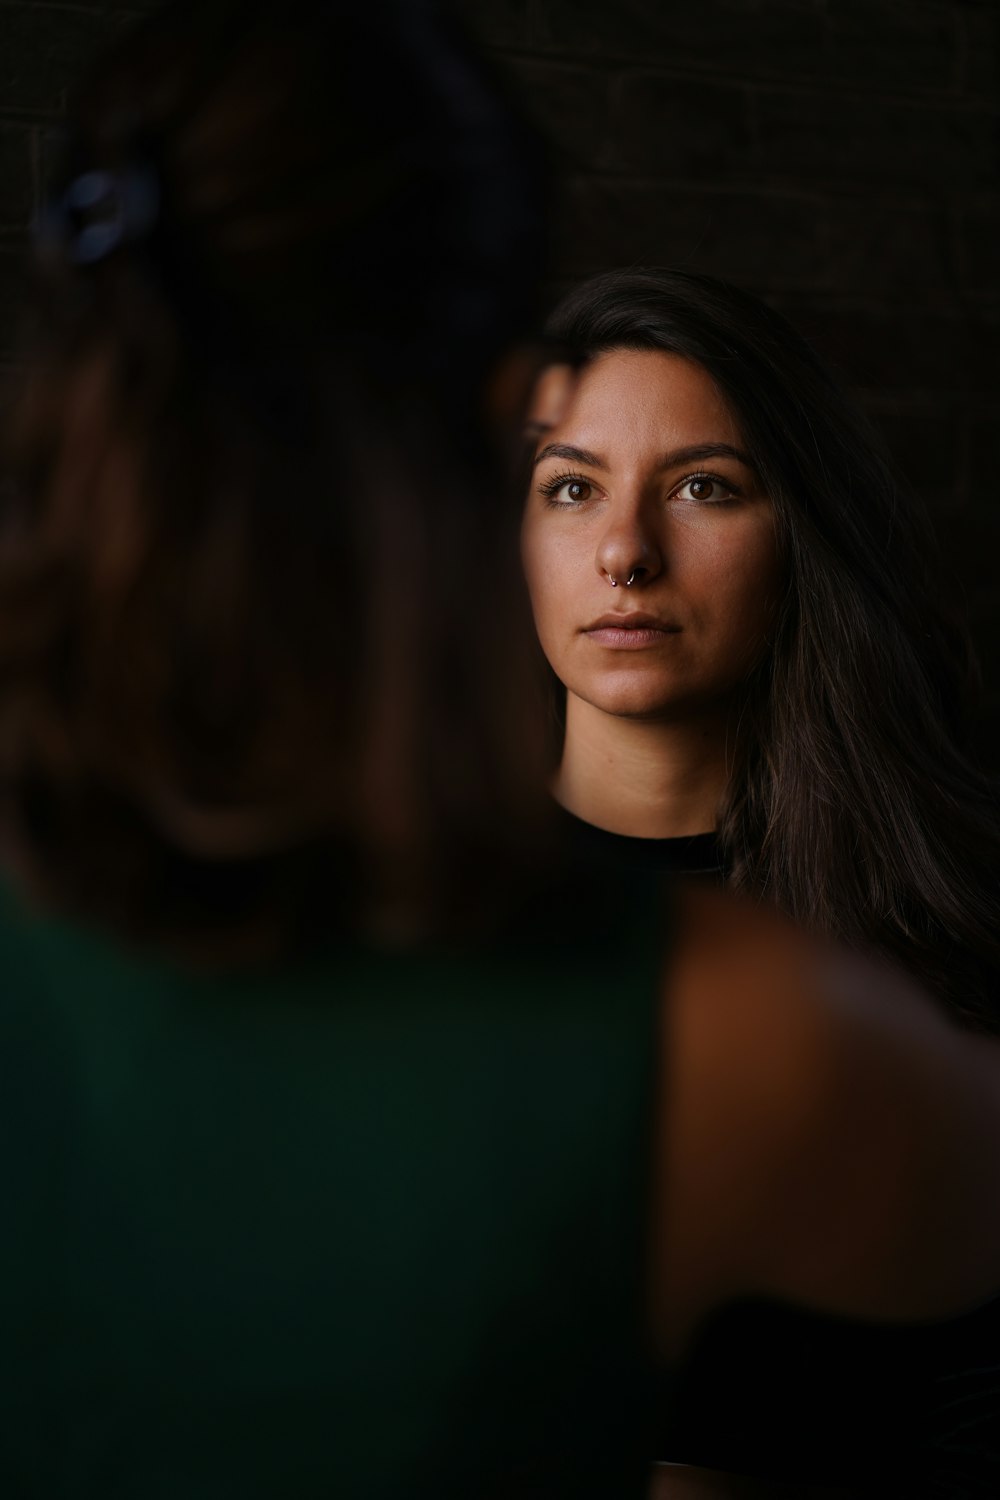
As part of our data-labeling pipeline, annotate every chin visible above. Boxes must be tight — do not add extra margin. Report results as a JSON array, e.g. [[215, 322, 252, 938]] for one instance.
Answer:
[[591, 687, 693, 720], [584, 674, 734, 722]]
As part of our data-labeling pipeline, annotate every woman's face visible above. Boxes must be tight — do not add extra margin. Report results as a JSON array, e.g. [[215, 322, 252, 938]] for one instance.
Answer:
[[522, 348, 783, 723]]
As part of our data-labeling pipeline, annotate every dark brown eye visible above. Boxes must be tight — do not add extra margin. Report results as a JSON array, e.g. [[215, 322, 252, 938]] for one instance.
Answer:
[[675, 476, 737, 504], [540, 474, 596, 504]]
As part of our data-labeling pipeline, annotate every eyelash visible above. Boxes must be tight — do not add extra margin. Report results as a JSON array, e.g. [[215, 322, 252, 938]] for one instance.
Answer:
[[537, 469, 742, 506], [537, 469, 593, 504], [675, 471, 742, 504]]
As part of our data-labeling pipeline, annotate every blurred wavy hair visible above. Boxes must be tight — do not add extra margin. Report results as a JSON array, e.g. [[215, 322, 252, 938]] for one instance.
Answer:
[[0, 0, 550, 957]]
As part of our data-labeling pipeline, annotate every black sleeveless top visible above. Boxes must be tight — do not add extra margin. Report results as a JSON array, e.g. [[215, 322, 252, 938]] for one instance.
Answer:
[[664, 1294, 1000, 1496], [556, 807, 725, 881], [559, 805, 1000, 1497]]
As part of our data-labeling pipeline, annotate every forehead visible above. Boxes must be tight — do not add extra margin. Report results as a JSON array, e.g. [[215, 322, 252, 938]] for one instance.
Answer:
[[538, 348, 741, 452]]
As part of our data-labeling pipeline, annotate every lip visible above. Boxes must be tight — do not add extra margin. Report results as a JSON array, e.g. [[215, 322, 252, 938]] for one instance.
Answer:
[[582, 612, 682, 649]]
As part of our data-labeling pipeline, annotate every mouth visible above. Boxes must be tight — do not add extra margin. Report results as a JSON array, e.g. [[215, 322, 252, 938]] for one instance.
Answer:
[[582, 613, 682, 649]]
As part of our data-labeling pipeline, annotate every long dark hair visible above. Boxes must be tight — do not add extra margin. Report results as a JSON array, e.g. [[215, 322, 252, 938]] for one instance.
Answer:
[[0, 0, 551, 957], [546, 267, 1000, 1030]]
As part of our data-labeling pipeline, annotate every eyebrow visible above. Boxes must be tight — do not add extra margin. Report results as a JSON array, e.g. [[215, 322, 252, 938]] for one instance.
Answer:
[[662, 443, 753, 469], [532, 442, 608, 470], [532, 439, 754, 472]]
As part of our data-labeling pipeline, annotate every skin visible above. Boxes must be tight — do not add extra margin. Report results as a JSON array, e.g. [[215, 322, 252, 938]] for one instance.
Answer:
[[522, 349, 783, 838], [648, 885, 1000, 1496]]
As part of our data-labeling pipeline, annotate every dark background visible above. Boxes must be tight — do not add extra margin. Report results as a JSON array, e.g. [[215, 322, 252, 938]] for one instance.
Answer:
[[1, 0, 998, 749]]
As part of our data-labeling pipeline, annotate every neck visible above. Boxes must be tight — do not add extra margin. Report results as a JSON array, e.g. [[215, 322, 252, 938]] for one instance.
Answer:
[[554, 695, 732, 839]]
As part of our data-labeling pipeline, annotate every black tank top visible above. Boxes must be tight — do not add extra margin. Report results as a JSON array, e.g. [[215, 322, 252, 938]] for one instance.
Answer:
[[558, 803, 1000, 1497]]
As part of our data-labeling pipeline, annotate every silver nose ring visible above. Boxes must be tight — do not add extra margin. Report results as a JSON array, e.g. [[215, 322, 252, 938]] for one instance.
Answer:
[[608, 572, 637, 588]]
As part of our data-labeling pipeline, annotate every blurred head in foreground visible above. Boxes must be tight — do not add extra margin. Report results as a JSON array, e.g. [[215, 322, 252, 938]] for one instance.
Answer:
[[1, 0, 549, 955]]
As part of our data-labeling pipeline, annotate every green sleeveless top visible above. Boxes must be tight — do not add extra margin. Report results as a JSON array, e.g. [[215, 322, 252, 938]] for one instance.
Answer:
[[0, 878, 666, 1498]]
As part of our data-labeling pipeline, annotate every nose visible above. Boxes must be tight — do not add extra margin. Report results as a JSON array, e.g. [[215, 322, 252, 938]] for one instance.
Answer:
[[595, 499, 663, 589]]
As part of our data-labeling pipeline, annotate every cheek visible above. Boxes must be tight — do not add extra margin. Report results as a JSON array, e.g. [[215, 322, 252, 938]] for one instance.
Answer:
[[521, 519, 584, 631], [717, 533, 784, 643], [686, 523, 783, 641], [519, 515, 546, 601]]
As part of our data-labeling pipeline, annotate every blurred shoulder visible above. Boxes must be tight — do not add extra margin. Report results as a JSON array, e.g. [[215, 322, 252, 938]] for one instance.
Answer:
[[655, 884, 1000, 1357]]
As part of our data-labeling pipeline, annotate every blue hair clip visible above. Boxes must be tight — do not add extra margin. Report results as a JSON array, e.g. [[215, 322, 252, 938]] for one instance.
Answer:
[[39, 165, 160, 267]]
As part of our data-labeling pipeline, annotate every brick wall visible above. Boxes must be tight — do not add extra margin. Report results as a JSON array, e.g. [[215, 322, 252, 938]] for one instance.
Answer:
[[1, 0, 998, 748]]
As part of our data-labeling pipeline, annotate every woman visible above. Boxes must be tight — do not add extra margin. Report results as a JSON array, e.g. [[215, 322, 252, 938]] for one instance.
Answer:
[[525, 269, 1000, 1493], [524, 267, 1000, 1031], [2, 5, 1000, 1497]]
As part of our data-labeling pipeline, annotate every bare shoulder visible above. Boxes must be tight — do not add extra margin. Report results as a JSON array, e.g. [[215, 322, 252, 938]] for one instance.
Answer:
[[652, 884, 1000, 1360]]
